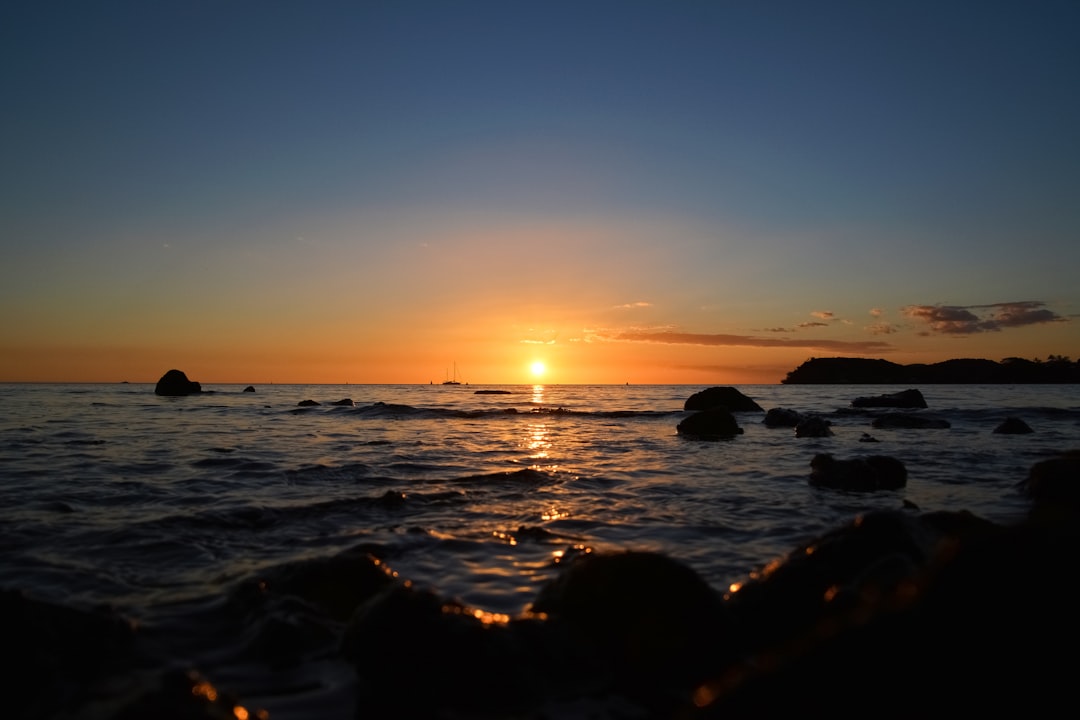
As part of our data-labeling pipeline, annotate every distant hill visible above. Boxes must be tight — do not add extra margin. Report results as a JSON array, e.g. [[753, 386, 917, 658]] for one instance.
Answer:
[[781, 356, 1080, 384]]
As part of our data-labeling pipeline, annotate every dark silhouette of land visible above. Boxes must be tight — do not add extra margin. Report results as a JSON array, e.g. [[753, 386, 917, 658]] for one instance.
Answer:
[[782, 356, 1079, 384]]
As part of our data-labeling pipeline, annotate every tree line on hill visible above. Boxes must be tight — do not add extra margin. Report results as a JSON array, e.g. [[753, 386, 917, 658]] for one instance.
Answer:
[[781, 356, 1080, 384]]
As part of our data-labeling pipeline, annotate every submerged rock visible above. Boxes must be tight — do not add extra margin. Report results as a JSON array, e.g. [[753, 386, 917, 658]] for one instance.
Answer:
[[851, 388, 927, 409], [871, 412, 951, 429], [809, 453, 907, 491], [242, 386, 255, 393], [684, 387, 764, 412], [993, 416, 1033, 434], [677, 409, 744, 439], [154, 369, 202, 396]]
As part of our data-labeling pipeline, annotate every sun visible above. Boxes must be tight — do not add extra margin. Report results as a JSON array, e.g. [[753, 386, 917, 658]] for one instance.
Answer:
[[530, 360, 547, 379]]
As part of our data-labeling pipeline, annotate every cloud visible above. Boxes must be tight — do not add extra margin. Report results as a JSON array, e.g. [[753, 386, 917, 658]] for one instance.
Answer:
[[869, 308, 883, 317], [866, 322, 900, 335], [811, 311, 835, 320], [797, 321, 830, 329], [902, 301, 1066, 335], [614, 301, 653, 309], [602, 330, 893, 353]]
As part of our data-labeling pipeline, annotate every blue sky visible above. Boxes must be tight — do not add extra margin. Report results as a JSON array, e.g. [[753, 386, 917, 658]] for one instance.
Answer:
[[2, 1, 1077, 383]]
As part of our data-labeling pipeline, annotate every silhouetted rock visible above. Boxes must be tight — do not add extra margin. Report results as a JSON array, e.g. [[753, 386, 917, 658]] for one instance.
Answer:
[[684, 387, 763, 412], [809, 453, 907, 491], [154, 369, 202, 396], [763, 408, 802, 427], [859, 432, 880, 443], [677, 409, 744, 439], [242, 386, 255, 393], [871, 413, 951, 429], [795, 415, 833, 437], [698, 511, 1077, 716], [993, 416, 1033, 434], [330, 398, 354, 406], [530, 550, 730, 687], [297, 399, 320, 407], [1018, 450, 1080, 512], [851, 388, 927, 408]]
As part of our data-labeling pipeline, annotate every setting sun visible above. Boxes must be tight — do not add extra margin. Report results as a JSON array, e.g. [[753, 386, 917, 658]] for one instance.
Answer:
[[530, 361, 547, 378]]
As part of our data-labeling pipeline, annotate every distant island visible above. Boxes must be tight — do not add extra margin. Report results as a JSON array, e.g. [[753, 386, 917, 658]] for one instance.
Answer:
[[782, 356, 1080, 384]]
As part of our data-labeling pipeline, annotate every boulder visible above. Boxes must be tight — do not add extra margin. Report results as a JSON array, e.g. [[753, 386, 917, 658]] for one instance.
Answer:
[[684, 387, 763, 412], [993, 417, 1033, 434], [677, 409, 744, 439], [243, 386, 255, 393], [1018, 450, 1080, 512], [795, 415, 833, 437], [763, 408, 802, 427], [809, 453, 907, 491], [851, 388, 927, 409], [871, 413, 950, 429], [154, 369, 202, 396], [530, 550, 730, 685], [330, 398, 354, 406], [297, 399, 320, 407]]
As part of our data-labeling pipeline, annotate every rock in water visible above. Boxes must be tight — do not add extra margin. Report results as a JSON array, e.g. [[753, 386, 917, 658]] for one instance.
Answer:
[[677, 409, 744, 439], [154, 369, 202, 396], [684, 387, 764, 412], [851, 388, 927, 408], [809, 453, 907, 491]]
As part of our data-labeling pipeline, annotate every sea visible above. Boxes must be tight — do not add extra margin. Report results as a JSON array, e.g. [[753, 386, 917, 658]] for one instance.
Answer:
[[3, 382, 1079, 719]]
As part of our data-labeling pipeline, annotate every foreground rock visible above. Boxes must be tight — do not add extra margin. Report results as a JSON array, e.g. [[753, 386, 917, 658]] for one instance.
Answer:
[[154, 369, 202, 396], [677, 409, 744, 439], [684, 387, 763, 412]]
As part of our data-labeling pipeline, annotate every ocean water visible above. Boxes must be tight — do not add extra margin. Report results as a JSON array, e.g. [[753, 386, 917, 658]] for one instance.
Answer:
[[3, 382, 1079, 718]]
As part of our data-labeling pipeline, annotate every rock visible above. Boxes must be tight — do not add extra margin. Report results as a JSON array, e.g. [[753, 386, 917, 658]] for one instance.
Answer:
[[699, 513, 1077, 716], [859, 432, 880, 443], [871, 412, 950, 429], [154, 369, 202, 396], [242, 386, 255, 393], [763, 408, 802, 427], [344, 582, 550, 714], [297, 399, 320, 407], [993, 417, 1033, 434], [1018, 450, 1080, 512], [684, 387, 763, 412], [677, 409, 744, 439], [809, 453, 907, 491], [851, 388, 927, 409], [530, 550, 730, 685], [330, 398, 354, 406], [795, 415, 833, 437]]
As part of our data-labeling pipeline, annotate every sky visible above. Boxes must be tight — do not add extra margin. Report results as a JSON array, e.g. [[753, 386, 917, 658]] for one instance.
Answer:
[[2, 1, 1078, 385]]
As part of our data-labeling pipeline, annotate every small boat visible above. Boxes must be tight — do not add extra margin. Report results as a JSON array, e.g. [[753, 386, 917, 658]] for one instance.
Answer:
[[442, 363, 462, 385]]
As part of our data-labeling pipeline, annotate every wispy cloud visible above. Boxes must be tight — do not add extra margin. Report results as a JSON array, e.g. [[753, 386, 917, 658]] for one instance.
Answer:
[[797, 321, 830, 329], [614, 301, 652, 309], [902, 301, 1066, 335], [811, 310, 835, 320], [866, 322, 900, 335], [600, 329, 893, 353]]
